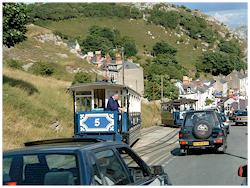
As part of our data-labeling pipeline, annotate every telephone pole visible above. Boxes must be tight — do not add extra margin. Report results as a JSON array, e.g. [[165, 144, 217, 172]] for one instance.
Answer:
[[161, 75, 163, 102]]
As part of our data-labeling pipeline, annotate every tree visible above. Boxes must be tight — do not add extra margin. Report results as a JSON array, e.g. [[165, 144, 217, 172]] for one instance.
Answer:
[[153, 54, 177, 65], [3, 3, 28, 47], [219, 40, 241, 56], [121, 36, 138, 57], [144, 74, 179, 101], [72, 72, 92, 85], [152, 41, 177, 56], [81, 35, 113, 55]]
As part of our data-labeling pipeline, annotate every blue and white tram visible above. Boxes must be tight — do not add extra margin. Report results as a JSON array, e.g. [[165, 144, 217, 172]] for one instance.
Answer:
[[69, 82, 141, 146]]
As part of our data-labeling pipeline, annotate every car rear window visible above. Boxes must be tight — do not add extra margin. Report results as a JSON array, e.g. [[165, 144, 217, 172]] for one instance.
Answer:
[[3, 153, 80, 185], [184, 111, 218, 127], [237, 111, 247, 116]]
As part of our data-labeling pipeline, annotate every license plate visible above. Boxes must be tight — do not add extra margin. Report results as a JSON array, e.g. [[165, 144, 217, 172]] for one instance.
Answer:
[[193, 141, 209, 146]]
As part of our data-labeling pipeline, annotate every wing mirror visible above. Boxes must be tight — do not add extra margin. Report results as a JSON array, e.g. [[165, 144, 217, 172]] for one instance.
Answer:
[[151, 165, 165, 175], [238, 165, 247, 177]]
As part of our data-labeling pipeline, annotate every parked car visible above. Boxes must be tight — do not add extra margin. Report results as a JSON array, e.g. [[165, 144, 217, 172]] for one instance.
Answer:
[[179, 110, 227, 155], [238, 164, 247, 185], [3, 138, 171, 186], [234, 111, 248, 126], [229, 110, 239, 121], [217, 113, 230, 134]]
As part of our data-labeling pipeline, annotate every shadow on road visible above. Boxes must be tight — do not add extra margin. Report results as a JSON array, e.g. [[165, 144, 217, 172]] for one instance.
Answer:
[[224, 152, 247, 160], [171, 147, 221, 156], [171, 147, 248, 159]]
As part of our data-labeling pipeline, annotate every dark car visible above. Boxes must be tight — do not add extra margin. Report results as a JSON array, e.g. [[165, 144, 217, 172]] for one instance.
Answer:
[[234, 110, 248, 126], [3, 138, 171, 186], [217, 113, 230, 134], [179, 110, 227, 155]]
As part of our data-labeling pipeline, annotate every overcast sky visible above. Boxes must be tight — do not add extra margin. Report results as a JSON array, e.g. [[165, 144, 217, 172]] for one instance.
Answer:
[[173, 3, 248, 29]]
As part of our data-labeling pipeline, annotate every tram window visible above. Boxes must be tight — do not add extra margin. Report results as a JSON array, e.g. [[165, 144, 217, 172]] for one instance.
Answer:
[[76, 97, 92, 112], [94, 89, 105, 109]]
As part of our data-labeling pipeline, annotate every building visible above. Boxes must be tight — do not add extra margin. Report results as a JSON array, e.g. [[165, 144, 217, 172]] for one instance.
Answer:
[[213, 75, 228, 97], [176, 77, 216, 110], [89, 51, 144, 95]]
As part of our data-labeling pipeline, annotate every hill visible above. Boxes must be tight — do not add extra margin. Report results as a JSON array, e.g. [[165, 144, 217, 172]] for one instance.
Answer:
[[28, 3, 246, 78]]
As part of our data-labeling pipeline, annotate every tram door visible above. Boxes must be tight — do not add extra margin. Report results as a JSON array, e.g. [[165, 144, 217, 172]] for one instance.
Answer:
[[94, 89, 105, 109]]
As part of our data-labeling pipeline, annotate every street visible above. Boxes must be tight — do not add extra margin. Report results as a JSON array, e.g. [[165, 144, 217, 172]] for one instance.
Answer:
[[135, 123, 248, 185]]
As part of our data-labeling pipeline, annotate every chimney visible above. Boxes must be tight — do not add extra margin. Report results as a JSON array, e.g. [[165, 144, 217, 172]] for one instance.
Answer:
[[115, 53, 122, 64], [105, 53, 111, 65], [95, 51, 102, 62]]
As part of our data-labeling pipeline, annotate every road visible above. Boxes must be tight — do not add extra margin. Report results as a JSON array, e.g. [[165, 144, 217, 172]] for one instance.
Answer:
[[163, 124, 248, 185]]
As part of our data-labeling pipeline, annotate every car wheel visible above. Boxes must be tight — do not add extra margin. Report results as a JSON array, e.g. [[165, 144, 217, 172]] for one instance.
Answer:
[[180, 148, 187, 156], [217, 140, 227, 154]]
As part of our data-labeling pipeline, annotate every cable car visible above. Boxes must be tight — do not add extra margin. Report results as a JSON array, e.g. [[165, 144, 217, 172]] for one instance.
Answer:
[[69, 82, 141, 146]]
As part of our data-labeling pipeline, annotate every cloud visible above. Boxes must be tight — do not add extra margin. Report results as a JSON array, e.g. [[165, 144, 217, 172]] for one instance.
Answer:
[[206, 9, 247, 28]]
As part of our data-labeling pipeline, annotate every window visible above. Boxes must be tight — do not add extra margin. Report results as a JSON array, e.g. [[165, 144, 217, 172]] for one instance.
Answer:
[[89, 155, 103, 185], [117, 147, 151, 183], [94, 149, 130, 185], [3, 154, 80, 185], [184, 111, 218, 127]]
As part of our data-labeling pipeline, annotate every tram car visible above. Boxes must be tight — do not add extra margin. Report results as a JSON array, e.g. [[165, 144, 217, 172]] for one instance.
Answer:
[[161, 98, 197, 127], [69, 82, 141, 146]]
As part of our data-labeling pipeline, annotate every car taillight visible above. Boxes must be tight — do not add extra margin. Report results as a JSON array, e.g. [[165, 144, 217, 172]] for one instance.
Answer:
[[180, 141, 188, 145], [179, 133, 183, 138], [214, 139, 223, 143], [218, 132, 223, 135], [5, 182, 17, 186]]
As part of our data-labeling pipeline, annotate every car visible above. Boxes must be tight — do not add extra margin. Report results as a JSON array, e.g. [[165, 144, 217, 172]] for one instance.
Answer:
[[234, 110, 248, 126], [229, 110, 239, 121], [217, 113, 230, 134], [3, 138, 171, 186], [179, 110, 228, 155]]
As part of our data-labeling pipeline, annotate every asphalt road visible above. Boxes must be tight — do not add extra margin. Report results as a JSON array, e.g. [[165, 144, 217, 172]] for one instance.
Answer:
[[163, 124, 248, 185]]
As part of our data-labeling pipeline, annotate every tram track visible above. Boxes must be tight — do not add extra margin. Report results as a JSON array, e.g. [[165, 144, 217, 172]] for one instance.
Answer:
[[135, 128, 179, 154], [140, 126, 163, 137]]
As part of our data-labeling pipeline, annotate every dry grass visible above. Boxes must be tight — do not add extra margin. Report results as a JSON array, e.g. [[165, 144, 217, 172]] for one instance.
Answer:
[[3, 68, 73, 150], [141, 102, 161, 128]]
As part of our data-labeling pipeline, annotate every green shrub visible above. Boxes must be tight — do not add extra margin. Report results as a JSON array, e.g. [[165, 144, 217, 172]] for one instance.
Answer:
[[72, 72, 92, 85], [5, 59, 23, 70], [31, 62, 55, 76]]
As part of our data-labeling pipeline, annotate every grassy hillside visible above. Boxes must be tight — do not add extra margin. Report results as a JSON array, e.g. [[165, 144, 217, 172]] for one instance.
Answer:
[[38, 17, 205, 72], [3, 24, 97, 81], [3, 67, 74, 150]]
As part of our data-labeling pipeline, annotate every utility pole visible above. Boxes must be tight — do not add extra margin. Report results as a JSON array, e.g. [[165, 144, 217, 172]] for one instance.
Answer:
[[161, 75, 163, 102], [122, 47, 125, 86]]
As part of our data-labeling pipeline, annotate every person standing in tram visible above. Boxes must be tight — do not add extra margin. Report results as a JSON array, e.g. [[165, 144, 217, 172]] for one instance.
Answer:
[[107, 93, 124, 132]]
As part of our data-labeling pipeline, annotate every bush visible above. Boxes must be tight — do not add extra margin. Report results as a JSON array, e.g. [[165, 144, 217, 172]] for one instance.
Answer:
[[72, 72, 92, 85], [152, 41, 177, 56], [5, 59, 23, 70], [31, 62, 55, 76]]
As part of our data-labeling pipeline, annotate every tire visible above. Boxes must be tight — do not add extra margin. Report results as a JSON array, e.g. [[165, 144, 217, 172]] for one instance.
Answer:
[[216, 139, 227, 154], [180, 148, 187, 156], [192, 120, 213, 139]]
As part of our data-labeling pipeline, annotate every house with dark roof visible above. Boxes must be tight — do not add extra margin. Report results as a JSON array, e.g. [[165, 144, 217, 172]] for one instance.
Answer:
[[89, 51, 144, 95]]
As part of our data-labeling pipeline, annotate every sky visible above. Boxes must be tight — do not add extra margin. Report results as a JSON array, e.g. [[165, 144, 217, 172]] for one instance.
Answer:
[[173, 3, 248, 29]]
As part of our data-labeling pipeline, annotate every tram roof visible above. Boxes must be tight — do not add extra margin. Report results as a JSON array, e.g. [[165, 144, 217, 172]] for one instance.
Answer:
[[69, 81, 141, 96], [161, 98, 198, 106]]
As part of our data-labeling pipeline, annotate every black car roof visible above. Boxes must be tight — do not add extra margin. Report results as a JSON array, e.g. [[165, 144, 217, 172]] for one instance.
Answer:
[[3, 139, 127, 156]]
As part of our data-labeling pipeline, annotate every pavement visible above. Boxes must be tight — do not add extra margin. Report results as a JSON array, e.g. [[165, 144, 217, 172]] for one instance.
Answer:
[[163, 124, 248, 185]]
